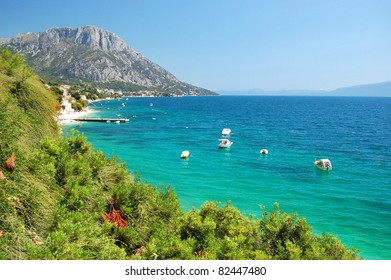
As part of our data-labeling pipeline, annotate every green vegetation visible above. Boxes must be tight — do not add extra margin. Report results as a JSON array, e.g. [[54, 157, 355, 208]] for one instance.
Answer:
[[91, 81, 149, 93], [42, 76, 151, 95], [0, 49, 360, 260]]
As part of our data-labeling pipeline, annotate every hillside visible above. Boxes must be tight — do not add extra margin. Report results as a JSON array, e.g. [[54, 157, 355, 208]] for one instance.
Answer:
[[0, 26, 216, 96], [0, 50, 359, 260]]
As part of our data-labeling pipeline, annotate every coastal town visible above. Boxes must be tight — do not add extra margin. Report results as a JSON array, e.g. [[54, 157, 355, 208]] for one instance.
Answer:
[[52, 83, 191, 124]]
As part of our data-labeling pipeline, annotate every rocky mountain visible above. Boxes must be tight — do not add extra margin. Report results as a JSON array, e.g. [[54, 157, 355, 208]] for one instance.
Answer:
[[0, 26, 216, 95]]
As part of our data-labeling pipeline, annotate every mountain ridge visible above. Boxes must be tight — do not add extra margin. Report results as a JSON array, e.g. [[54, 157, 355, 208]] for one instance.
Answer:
[[0, 26, 216, 96], [218, 81, 391, 97]]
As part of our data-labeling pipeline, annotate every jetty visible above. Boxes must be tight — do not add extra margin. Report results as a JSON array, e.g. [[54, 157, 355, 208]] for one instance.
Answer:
[[74, 118, 130, 123]]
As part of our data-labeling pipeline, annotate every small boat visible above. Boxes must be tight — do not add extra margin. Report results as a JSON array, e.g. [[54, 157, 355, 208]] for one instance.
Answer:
[[314, 159, 332, 171], [218, 139, 233, 148], [260, 149, 268, 155], [115, 120, 120, 124], [221, 128, 231, 136], [180, 150, 190, 159]]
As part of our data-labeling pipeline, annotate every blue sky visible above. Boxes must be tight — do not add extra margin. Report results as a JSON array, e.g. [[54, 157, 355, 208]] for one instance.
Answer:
[[1, 0, 390, 91]]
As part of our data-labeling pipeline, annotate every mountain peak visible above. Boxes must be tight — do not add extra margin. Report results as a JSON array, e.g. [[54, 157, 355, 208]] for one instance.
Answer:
[[0, 26, 216, 96], [3, 26, 128, 53], [38, 26, 128, 52]]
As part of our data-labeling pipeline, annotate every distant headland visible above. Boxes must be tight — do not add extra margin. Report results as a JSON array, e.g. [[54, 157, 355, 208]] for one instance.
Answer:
[[218, 81, 391, 97]]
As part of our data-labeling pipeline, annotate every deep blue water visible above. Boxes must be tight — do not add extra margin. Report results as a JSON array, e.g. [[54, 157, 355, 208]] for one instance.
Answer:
[[64, 96, 391, 259]]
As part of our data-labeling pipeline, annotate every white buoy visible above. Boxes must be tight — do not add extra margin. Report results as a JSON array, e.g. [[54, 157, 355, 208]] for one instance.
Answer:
[[260, 149, 269, 155], [180, 150, 190, 159]]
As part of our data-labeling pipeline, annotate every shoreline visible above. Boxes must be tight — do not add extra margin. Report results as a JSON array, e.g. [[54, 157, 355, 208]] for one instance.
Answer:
[[56, 107, 95, 125], [56, 98, 114, 125]]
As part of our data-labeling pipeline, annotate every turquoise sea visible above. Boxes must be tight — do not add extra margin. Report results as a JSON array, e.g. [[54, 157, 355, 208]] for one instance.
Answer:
[[63, 96, 391, 259]]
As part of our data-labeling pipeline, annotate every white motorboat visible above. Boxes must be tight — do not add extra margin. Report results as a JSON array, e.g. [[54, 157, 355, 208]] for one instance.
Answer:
[[260, 149, 269, 155], [314, 159, 332, 171], [221, 128, 231, 136], [218, 139, 233, 148], [180, 150, 190, 159]]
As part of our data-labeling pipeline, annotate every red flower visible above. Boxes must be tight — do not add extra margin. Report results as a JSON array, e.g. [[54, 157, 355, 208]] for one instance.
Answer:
[[5, 152, 15, 172], [104, 208, 128, 228]]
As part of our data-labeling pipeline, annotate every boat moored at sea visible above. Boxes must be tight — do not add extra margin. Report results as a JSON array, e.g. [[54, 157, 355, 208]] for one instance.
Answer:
[[180, 150, 190, 159], [314, 159, 332, 171], [221, 128, 231, 136], [218, 139, 233, 148], [260, 149, 269, 154]]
